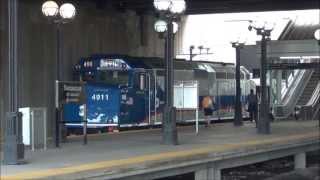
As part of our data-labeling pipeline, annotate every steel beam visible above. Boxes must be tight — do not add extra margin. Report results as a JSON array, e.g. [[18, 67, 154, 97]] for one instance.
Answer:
[[256, 40, 319, 58]]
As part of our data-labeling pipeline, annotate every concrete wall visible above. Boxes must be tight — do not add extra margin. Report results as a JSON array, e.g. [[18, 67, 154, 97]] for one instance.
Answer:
[[0, 0, 165, 142]]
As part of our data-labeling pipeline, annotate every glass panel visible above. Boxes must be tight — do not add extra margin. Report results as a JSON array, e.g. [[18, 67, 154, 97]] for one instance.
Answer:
[[97, 71, 129, 85]]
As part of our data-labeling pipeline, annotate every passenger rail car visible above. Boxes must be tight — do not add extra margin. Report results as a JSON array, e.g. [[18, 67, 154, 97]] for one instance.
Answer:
[[63, 55, 254, 129]]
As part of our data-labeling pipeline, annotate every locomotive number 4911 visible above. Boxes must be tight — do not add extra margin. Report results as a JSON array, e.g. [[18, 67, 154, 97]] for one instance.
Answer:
[[91, 94, 109, 101]]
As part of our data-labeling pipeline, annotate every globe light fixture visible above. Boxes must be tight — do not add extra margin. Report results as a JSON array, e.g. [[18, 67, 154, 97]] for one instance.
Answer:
[[264, 21, 275, 31], [252, 20, 264, 29], [170, 0, 186, 14], [42, 1, 59, 17], [59, 3, 76, 19], [314, 29, 320, 40], [172, 21, 179, 34], [154, 20, 167, 33], [153, 0, 171, 11], [154, 21, 179, 34]]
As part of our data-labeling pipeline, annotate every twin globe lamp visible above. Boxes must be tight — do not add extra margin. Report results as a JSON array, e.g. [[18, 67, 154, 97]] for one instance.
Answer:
[[42, 1, 76, 21], [153, 0, 186, 34]]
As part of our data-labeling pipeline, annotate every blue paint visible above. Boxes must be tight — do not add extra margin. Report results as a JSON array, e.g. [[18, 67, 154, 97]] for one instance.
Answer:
[[63, 83, 120, 126], [86, 83, 120, 124]]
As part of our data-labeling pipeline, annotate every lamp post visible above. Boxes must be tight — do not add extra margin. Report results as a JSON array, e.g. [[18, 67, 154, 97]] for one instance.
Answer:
[[249, 21, 274, 134], [153, 0, 186, 145], [231, 41, 245, 126], [42, 1, 76, 147]]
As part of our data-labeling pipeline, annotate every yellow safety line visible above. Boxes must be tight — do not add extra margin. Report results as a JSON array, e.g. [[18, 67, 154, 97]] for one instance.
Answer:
[[68, 123, 226, 140], [2, 132, 319, 180]]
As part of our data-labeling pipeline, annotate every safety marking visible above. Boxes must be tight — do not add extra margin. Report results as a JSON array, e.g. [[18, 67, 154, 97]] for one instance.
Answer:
[[2, 132, 319, 180], [68, 123, 226, 140]]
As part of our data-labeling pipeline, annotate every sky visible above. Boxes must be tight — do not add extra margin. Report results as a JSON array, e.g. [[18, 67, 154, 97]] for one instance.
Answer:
[[178, 9, 320, 63]]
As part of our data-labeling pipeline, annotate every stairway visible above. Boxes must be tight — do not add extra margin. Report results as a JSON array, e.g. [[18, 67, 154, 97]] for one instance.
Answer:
[[296, 70, 320, 106]]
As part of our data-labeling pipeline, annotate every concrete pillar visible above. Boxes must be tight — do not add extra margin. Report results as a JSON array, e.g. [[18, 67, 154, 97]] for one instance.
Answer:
[[195, 168, 221, 180], [294, 152, 306, 169]]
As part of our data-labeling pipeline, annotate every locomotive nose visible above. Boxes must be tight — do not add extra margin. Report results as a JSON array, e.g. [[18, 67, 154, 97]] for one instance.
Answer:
[[86, 84, 120, 125]]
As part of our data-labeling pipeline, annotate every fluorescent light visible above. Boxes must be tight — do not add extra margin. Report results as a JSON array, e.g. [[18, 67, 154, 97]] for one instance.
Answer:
[[280, 56, 320, 59]]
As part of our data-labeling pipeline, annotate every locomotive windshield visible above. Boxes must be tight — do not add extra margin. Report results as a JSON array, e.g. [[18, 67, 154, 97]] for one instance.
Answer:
[[97, 70, 129, 85]]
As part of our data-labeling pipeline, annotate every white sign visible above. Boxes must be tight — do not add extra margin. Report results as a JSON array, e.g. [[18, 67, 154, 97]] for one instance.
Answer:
[[174, 81, 198, 109]]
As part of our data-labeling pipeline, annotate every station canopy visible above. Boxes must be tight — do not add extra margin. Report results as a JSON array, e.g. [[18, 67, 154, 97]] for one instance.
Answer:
[[178, 9, 320, 63]]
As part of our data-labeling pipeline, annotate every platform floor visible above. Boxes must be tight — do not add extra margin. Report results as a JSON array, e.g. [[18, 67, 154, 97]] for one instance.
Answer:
[[1, 120, 319, 179]]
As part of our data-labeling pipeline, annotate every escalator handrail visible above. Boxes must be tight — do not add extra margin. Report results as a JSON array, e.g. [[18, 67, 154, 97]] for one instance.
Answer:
[[281, 70, 303, 101], [305, 81, 320, 107]]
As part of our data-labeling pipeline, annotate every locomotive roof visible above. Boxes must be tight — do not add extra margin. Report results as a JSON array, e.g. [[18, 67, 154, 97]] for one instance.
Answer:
[[85, 54, 235, 72]]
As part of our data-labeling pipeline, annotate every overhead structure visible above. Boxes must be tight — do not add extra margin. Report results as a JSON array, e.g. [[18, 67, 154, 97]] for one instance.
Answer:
[[78, 0, 319, 14]]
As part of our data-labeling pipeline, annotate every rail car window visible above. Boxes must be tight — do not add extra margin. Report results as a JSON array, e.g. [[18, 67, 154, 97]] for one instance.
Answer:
[[194, 70, 208, 79], [97, 71, 129, 85], [227, 73, 235, 79], [133, 73, 147, 90], [241, 73, 244, 79], [216, 72, 226, 79], [139, 74, 145, 90]]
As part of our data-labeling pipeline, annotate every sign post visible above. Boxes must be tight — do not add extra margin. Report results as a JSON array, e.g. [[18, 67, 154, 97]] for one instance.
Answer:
[[56, 81, 86, 146]]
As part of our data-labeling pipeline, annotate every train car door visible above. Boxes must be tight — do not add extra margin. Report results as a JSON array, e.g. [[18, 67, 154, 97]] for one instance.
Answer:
[[154, 69, 166, 125], [130, 70, 154, 126]]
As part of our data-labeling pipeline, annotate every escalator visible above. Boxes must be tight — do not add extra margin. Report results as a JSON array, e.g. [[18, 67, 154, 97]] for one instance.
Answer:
[[296, 70, 320, 106], [274, 69, 319, 119], [272, 19, 320, 120], [299, 70, 320, 120]]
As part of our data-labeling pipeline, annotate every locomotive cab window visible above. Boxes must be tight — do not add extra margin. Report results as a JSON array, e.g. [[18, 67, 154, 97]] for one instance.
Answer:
[[97, 71, 129, 85], [139, 74, 146, 90], [133, 72, 147, 90]]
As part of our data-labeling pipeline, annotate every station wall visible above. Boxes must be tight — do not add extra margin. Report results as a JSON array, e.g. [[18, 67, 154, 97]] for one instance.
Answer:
[[0, 0, 169, 142]]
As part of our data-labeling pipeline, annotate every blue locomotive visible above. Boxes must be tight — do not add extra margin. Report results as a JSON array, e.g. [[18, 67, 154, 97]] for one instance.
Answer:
[[63, 54, 254, 130]]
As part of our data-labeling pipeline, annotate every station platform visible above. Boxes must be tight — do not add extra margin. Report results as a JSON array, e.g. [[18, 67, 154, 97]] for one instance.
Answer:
[[1, 120, 319, 180]]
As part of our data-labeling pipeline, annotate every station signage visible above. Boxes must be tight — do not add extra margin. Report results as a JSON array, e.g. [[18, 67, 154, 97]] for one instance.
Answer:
[[56, 81, 86, 108], [63, 84, 83, 103]]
